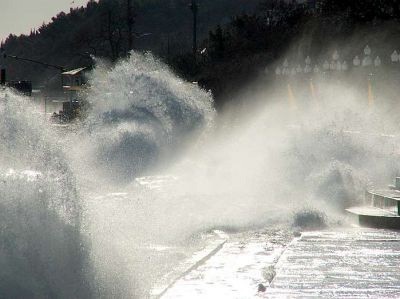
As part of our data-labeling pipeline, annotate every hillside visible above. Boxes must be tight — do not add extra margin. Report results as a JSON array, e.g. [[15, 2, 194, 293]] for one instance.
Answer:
[[1, 0, 259, 89], [3, 0, 400, 108]]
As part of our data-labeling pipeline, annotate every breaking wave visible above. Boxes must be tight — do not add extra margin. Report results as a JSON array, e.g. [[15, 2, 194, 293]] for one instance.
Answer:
[[75, 52, 215, 184], [0, 90, 94, 298], [3, 50, 400, 298]]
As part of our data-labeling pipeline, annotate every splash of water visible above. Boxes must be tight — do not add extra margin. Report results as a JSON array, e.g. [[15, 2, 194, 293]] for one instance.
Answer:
[[3, 50, 400, 298], [71, 55, 400, 297], [73, 52, 215, 185], [0, 90, 95, 298], [155, 78, 400, 234]]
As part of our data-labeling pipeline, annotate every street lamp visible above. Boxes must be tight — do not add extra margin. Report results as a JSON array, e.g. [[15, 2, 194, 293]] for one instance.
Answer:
[[374, 56, 381, 68], [283, 59, 289, 68], [332, 50, 339, 61], [336, 62, 342, 72], [359, 45, 376, 108], [323, 60, 330, 71], [364, 45, 372, 56], [353, 55, 361, 67], [342, 61, 348, 71], [362, 45, 372, 67], [391, 50, 399, 63], [296, 64, 303, 74], [304, 64, 312, 74], [282, 59, 289, 76], [304, 56, 312, 73], [330, 49, 340, 71]]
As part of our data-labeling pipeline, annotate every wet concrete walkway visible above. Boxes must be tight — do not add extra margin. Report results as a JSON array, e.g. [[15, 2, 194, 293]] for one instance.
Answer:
[[267, 229, 400, 298], [159, 229, 400, 298], [160, 231, 290, 298]]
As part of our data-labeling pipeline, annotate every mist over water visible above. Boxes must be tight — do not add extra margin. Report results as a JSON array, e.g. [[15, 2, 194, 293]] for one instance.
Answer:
[[2, 50, 400, 297]]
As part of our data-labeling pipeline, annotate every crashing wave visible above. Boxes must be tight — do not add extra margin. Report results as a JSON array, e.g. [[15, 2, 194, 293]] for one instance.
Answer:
[[77, 52, 215, 183], [0, 90, 94, 298]]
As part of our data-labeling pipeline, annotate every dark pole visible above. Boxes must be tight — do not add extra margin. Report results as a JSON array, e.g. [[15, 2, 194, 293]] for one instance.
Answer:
[[0, 47, 6, 85], [127, 0, 134, 52], [0, 69, 5, 85], [167, 33, 170, 64], [190, 0, 198, 58]]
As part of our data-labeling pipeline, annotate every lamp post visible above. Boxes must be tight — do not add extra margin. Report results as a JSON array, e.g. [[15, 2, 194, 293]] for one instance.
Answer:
[[391, 50, 399, 64], [361, 45, 376, 108], [342, 61, 348, 71], [374, 56, 381, 68], [362, 45, 373, 67], [313, 65, 320, 74], [304, 56, 318, 106], [353, 55, 361, 68], [283, 58, 289, 76], [332, 49, 339, 71], [390, 50, 399, 78], [265, 8, 273, 27], [189, 0, 199, 58], [322, 60, 330, 73], [304, 56, 312, 74], [275, 58, 297, 110]]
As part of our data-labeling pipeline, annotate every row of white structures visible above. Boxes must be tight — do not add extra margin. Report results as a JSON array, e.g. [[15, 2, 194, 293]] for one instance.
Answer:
[[276, 46, 400, 76]]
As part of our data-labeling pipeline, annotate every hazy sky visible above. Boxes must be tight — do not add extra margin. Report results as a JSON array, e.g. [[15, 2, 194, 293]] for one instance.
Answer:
[[0, 0, 90, 42]]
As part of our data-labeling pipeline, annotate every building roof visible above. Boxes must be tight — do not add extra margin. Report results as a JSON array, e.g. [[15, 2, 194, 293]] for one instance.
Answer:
[[62, 67, 87, 76]]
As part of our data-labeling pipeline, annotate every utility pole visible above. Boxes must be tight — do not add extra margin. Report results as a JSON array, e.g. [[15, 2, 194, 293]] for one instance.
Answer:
[[189, 0, 198, 58], [167, 34, 171, 64], [127, 0, 134, 52], [0, 47, 6, 85]]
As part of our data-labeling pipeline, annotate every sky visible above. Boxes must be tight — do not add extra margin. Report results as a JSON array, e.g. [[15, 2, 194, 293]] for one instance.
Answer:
[[0, 0, 90, 42]]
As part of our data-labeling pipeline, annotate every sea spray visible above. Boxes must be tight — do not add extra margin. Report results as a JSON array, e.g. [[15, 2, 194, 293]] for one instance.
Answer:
[[0, 90, 94, 298], [74, 52, 215, 184], [1, 46, 399, 299], [155, 79, 400, 234], [60, 52, 217, 297], [19, 52, 400, 298]]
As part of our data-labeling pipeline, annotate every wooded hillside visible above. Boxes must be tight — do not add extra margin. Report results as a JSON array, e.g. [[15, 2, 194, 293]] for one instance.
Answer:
[[3, 0, 400, 107]]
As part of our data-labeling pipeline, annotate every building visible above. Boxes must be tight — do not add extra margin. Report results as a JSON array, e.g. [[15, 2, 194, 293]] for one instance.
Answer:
[[61, 67, 88, 116]]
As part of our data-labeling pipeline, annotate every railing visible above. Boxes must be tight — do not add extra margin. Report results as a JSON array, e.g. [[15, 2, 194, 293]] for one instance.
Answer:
[[370, 191, 400, 216]]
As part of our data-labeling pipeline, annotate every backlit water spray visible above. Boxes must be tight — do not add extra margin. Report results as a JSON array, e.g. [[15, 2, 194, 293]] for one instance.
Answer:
[[2, 51, 400, 297], [0, 90, 94, 298]]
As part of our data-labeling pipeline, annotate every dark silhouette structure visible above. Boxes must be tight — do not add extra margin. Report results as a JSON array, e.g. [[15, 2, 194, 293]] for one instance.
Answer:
[[0, 47, 5, 85], [189, 0, 199, 57], [127, 0, 135, 51]]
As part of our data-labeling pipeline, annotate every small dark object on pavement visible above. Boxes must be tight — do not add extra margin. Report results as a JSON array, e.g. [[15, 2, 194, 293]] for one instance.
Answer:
[[293, 231, 301, 237], [293, 209, 327, 230], [258, 283, 266, 292]]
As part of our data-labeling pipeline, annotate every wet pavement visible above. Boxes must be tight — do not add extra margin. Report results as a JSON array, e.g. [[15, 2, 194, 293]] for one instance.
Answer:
[[268, 229, 400, 298], [159, 228, 400, 298], [160, 230, 291, 298]]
